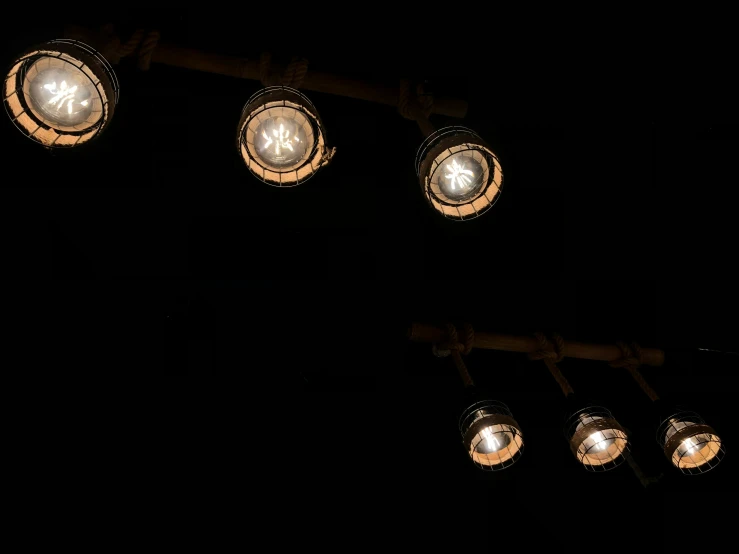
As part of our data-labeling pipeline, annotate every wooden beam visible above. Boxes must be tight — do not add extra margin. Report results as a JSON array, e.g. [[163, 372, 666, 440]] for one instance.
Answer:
[[408, 323, 665, 367], [62, 26, 468, 117], [149, 43, 468, 118]]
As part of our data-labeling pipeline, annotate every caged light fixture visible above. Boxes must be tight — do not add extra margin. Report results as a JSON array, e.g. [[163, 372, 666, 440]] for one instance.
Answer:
[[527, 332, 630, 471], [415, 127, 504, 221], [3, 39, 118, 148], [236, 86, 335, 187], [437, 324, 524, 471], [563, 406, 630, 472], [657, 411, 724, 475], [610, 342, 725, 475], [413, 323, 726, 478], [459, 397, 525, 471], [5, 31, 506, 220]]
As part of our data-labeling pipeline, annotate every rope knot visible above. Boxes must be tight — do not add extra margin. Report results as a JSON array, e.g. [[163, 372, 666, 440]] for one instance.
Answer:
[[528, 332, 573, 397], [398, 79, 434, 122], [105, 28, 159, 70], [137, 30, 160, 71], [609, 341, 643, 370], [432, 323, 475, 387], [260, 53, 310, 88], [259, 52, 276, 87], [282, 56, 309, 88], [115, 28, 144, 60], [612, 340, 659, 402], [442, 323, 474, 355], [528, 331, 565, 363]]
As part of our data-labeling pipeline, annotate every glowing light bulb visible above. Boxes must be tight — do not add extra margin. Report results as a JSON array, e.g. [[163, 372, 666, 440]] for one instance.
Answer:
[[665, 418, 716, 461], [254, 114, 308, 168], [482, 427, 501, 452], [681, 438, 699, 455], [27, 62, 95, 126], [445, 159, 474, 189], [473, 423, 512, 454], [4, 41, 120, 148], [661, 416, 724, 472], [576, 413, 617, 455], [588, 431, 610, 451], [438, 154, 484, 199]]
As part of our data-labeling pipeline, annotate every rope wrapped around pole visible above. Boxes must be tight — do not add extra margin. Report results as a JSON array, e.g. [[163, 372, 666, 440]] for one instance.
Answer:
[[282, 56, 309, 88], [259, 52, 276, 86], [260, 53, 310, 88], [408, 323, 665, 366], [398, 79, 435, 138], [137, 30, 161, 71], [115, 28, 145, 60], [437, 323, 476, 388], [88, 26, 160, 70], [61, 26, 469, 117], [528, 332, 574, 397], [610, 341, 660, 402]]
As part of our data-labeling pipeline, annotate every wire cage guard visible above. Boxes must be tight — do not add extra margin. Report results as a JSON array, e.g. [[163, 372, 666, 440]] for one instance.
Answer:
[[4, 39, 118, 148], [415, 126, 504, 221], [564, 406, 630, 472], [236, 86, 333, 187], [657, 411, 725, 475], [459, 399, 524, 471]]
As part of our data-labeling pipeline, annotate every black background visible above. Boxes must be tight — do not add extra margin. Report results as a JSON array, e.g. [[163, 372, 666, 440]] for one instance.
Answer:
[[3, 9, 737, 551]]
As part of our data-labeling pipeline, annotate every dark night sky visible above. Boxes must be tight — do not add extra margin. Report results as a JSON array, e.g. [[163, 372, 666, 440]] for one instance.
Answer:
[[3, 10, 737, 550]]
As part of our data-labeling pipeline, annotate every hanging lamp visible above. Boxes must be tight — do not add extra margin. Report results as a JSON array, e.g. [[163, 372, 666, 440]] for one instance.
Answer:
[[415, 126, 503, 221], [236, 86, 334, 187], [563, 405, 630, 471], [529, 332, 630, 471], [459, 396, 525, 471], [4, 39, 118, 147], [610, 341, 725, 475], [439, 323, 524, 471]]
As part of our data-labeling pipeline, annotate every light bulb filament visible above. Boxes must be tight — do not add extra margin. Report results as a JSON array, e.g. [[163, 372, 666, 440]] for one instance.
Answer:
[[262, 121, 296, 157], [682, 438, 699, 455], [262, 130, 273, 149], [589, 431, 608, 451], [481, 427, 501, 452], [44, 79, 80, 114], [444, 158, 475, 191]]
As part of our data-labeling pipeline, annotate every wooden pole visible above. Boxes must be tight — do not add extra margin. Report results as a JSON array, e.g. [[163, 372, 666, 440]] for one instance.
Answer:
[[408, 323, 665, 367], [150, 43, 468, 118]]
